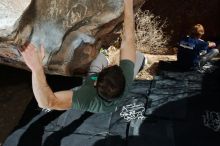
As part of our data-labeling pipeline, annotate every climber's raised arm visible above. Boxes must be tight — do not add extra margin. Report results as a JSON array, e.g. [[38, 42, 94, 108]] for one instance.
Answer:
[[19, 43, 73, 110], [120, 0, 136, 63]]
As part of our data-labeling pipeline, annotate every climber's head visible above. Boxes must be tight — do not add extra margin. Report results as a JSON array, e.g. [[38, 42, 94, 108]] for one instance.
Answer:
[[191, 24, 205, 39], [96, 65, 125, 102]]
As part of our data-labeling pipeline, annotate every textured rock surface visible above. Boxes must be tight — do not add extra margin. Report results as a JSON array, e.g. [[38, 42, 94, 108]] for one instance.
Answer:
[[0, 0, 32, 37], [0, 0, 143, 76]]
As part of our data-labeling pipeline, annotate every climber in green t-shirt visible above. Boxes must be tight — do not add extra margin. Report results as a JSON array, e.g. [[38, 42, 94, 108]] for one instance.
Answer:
[[19, 0, 145, 112]]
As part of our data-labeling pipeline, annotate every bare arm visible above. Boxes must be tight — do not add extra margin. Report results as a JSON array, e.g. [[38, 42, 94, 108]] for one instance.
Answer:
[[32, 69, 73, 110], [20, 43, 73, 110], [120, 0, 136, 63]]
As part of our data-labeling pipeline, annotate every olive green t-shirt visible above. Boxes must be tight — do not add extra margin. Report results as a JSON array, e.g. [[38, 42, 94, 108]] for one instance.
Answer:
[[72, 59, 134, 113]]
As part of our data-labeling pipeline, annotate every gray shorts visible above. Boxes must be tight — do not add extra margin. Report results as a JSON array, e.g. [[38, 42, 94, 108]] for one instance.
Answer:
[[88, 51, 146, 78]]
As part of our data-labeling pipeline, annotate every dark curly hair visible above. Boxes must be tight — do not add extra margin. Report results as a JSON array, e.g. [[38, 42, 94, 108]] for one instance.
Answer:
[[96, 65, 125, 102]]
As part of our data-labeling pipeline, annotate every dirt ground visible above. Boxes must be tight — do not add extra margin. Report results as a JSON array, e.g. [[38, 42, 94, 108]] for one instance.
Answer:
[[136, 54, 177, 80], [106, 46, 177, 80]]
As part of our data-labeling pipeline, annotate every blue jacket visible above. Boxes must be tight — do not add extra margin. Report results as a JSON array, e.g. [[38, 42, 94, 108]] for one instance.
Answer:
[[178, 36, 209, 67]]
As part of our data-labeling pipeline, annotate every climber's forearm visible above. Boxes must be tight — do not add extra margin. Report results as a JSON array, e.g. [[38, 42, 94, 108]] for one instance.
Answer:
[[123, 0, 135, 41], [32, 68, 55, 109], [32, 68, 73, 110], [120, 0, 136, 63]]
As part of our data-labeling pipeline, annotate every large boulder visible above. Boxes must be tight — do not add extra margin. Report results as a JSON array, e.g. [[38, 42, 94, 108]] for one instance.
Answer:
[[0, 0, 144, 76]]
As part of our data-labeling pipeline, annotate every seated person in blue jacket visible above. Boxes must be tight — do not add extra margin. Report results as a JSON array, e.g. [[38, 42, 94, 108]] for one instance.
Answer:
[[18, 0, 145, 113], [178, 24, 219, 70]]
